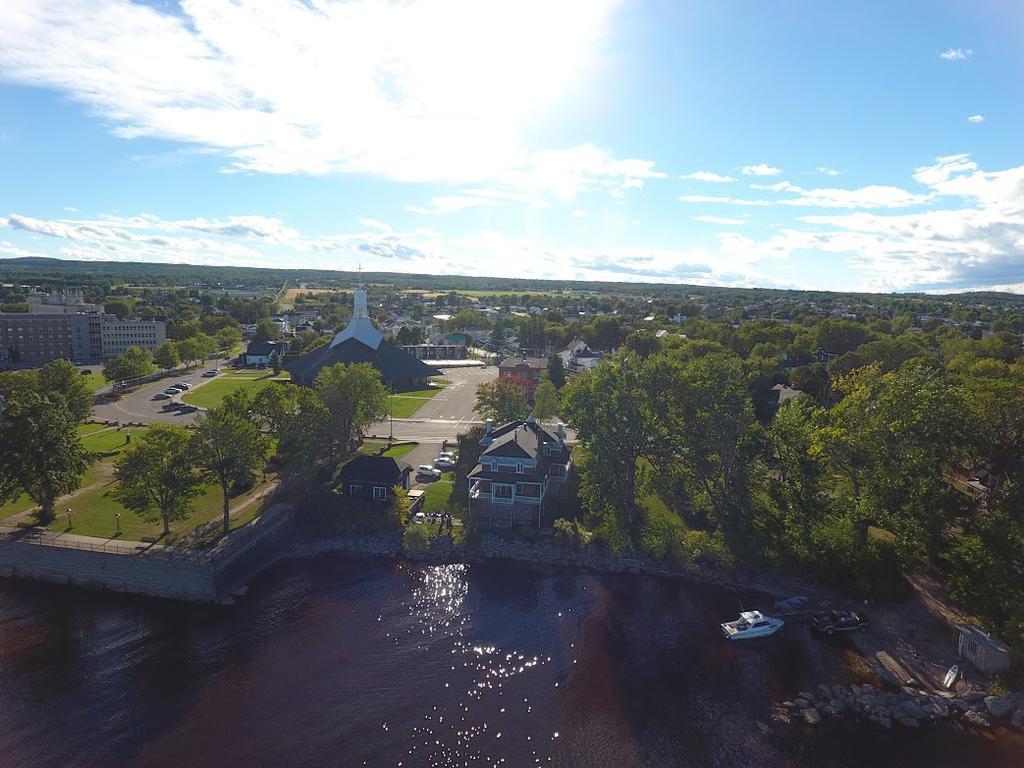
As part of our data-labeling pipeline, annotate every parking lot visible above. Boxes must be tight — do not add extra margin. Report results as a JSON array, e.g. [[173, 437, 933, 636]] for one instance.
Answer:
[[92, 366, 223, 425]]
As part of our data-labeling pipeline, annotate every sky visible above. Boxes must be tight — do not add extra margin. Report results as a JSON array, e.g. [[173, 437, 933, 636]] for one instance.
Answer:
[[0, 0, 1023, 293]]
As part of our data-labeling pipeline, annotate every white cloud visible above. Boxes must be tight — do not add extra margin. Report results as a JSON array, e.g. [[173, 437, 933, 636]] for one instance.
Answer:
[[814, 166, 845, 177], [691, 215, 746, 225], [740, 163, 782, 176], [681, 171, 736, 183], [939, 47, 972, 61], [0, 0, 655, 199], [358, 218, 392, 232], [678, 195, 771, 206], [571, 209, 588, 218], [778, 185, 931, 209], [967, 114, 985, 124]]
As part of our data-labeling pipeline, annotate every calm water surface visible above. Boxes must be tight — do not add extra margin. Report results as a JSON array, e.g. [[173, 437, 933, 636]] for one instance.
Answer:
[[0, 556, 1021, 767]]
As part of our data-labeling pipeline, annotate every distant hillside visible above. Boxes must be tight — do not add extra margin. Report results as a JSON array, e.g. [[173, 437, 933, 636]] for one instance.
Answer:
[[1, 256, 1022, 308]]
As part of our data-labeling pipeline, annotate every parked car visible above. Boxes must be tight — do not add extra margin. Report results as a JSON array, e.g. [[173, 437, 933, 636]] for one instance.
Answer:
[[167, 384, 187, 392], [162, 388, 181, 396], [79, 369, 93, 375], [152, 393, 171, 401], [810, 610, 869, 636], [201, 369, 220, 377], [434, 457, 455, 470], [438, 451, 457, 461], [416, 465, 442, 480], [175, 382, 192, 390]]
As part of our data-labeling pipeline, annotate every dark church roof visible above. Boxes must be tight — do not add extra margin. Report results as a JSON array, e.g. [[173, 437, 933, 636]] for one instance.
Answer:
[[286, 336, 441, 385], [284, 287, 440, 386]]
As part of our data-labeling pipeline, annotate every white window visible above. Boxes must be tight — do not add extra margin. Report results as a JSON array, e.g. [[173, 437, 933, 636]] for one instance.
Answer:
[[373, 486, 388, 501], [349, 484, 362, 497]]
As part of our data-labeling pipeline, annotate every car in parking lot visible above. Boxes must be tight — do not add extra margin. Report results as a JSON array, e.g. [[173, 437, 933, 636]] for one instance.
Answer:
[[201, 369, 220, 378], [434, 456, 455, 470], [162, 388, 181, 396], [152, 392, 171, 401], [416, 465, 442, 481], [810, 610, 869, 636], [174, 382, 192, 390]]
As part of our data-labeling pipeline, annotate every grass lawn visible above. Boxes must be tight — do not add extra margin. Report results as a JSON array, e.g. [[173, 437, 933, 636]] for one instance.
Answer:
[[182, 372, 287, 410], [81, 372, 108, 392], [422, 471, 455, 515], [44, 473, 277, 543], [81, 426, 150, 456], [358, 440, 417, 459], [77, 423, 109, 436], [0, 462, 112, 521], [388, 385, 442, 418]]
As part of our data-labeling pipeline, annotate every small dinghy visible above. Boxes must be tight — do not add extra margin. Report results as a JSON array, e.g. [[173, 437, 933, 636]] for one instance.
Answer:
[[773, 596, 809, 612], [721, 611, 785, 640], [943, 665, 959, 690]]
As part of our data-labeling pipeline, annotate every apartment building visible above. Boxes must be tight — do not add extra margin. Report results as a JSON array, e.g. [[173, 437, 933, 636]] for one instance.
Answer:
[[0, 313, 165, 364]]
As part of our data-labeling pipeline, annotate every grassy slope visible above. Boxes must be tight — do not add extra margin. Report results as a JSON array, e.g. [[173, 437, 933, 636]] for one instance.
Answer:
[[388, 385, 442, 418], [182, 372, 287, 410], [421, 471, 455, 515]]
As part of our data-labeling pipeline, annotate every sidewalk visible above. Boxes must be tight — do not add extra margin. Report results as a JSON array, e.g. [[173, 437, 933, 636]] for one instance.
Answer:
[[0, 524, 171, 556]]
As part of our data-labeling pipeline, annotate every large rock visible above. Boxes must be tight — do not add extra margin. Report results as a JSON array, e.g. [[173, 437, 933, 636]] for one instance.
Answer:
[[877, 715, 892, 729], [961, 691, 986, 703], [1011, 709, 1024, 731], [899, 700, 927, 720], [985, 696, 1013, 719], [802, 708, 822, 725], [963, 710, 990, 728]]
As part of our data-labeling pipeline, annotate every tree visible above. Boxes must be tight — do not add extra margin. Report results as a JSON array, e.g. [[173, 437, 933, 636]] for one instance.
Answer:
[[562, 357, 659, 529], [154, 341, 181, 371], [113, 425, 201, 537], [38, 359, 93, 422], [547, 354, 566, 389], [533, 376, 558, 422], [254, 318, 280, 342], [216, 325, 242, 351], [176, 337, 203, 367], [474, 377, 529, 423], [270, 350, 282, 375], [277, 390, 332, 480], [103, 347, 156, 382], [104, 298, 132, 320], [0, 390, 90, 523], [191, 398, 269, 535], [314, 362, 389, 464]]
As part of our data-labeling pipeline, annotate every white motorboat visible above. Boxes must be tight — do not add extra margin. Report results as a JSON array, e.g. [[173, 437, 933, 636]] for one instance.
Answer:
[[720, 610, 785, 640], [943, 664, 959, 690]]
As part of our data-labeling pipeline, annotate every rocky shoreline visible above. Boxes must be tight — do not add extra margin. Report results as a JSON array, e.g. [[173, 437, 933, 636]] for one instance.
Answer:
[[772, 683, 1024, 732]]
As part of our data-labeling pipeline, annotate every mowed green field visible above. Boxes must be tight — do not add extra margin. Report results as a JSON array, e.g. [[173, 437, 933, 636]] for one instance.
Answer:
[[182, 371, 289, 410], [47, 473, 275, 543], [388, 386, 441, 418]]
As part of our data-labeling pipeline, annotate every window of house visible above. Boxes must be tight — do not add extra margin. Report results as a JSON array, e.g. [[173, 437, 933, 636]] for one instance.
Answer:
[[493, 484, 512, 499], [349, 484, 362, 497], [373, 486, 388, 501]]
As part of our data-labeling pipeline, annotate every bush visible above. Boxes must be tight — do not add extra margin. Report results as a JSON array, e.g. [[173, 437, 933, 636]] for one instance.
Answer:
[[553, 518, 590, 549], [810, 518, 908, 600], [403, 523, 431, 552]]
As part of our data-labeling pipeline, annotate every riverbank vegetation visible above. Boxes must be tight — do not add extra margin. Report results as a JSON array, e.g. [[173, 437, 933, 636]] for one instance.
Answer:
[[558, 330, 1024, 667]]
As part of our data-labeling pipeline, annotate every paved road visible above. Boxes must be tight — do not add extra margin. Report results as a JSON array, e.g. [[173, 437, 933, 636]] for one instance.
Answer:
[[92, 366, 223, 425], [368, 366, 497, 443]]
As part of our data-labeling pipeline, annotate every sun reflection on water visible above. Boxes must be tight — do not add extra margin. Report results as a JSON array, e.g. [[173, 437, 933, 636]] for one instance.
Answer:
[[390, 563, 557, 768]]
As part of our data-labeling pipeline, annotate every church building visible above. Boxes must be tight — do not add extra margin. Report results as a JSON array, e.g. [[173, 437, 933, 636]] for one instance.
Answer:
[[285, 288, 441, 390]]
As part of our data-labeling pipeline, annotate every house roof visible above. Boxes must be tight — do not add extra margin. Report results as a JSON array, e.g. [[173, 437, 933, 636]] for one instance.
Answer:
[[338, 455, 411, 484], [770, 383, 805, 404], [482, 420, 562, 461], [245, 340, 284, 356]]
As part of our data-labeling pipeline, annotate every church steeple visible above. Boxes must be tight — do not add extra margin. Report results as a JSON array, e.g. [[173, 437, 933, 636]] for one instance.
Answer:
[[329, 283, 383, 350]]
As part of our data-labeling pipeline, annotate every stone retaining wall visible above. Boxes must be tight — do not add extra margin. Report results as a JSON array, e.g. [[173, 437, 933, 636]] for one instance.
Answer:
[[0, 503, 297, 602]]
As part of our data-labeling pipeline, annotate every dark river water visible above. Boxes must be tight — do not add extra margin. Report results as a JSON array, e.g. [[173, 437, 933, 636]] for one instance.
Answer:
[[0, 556, 1021, 767]]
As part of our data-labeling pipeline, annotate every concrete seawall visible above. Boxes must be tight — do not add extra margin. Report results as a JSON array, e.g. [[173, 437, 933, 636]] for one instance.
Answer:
[[0, 504, 296, 603]]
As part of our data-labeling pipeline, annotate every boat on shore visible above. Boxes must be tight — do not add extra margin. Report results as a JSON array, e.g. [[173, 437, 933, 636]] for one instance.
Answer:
[[721, 610, 785, 640]]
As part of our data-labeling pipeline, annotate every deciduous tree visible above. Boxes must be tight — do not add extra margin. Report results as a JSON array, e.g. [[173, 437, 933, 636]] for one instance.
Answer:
[[113, 425, 201, 537]]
